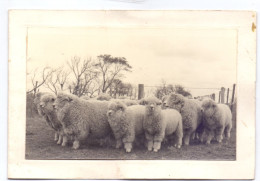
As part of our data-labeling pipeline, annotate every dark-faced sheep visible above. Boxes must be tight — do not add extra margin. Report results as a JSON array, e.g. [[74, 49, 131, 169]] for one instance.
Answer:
[[201, 98, 232, 144], [140, 97, 183, 152], [53, 92, 111, 149], [40, 93, 68, 146], [107, 101, 145, 152], [165, 93, 202, 146]]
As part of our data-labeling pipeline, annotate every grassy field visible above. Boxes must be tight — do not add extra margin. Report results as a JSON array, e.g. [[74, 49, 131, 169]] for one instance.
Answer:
[[26, 116, 236, 160]]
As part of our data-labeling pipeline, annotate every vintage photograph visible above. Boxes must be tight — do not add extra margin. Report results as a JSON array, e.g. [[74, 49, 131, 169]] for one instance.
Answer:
[[25, 26, 237, 160], [8, 10, 255, 179]]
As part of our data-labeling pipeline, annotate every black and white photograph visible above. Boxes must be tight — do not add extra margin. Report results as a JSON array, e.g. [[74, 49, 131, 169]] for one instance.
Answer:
[[8, 10, 256, 179], [25, 26, 237, 160]]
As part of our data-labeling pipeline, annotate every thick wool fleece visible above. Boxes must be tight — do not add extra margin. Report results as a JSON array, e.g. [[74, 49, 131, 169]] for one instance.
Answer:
[[165, 93, 202, 145], [34, 92, 51, 116], [40, 94, 67, 145], [201, 99, 232, 144], [142, 96, 183, 151], [107, 101, 145, 152], [111, 99, 138, 107], [54, 92, 111, 149]]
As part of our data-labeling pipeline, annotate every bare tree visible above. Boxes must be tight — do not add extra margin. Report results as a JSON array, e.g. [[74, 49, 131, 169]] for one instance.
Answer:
[[27, 67, 53, 95], [94, 54, 132, 93], [67, 56, 99, 97]]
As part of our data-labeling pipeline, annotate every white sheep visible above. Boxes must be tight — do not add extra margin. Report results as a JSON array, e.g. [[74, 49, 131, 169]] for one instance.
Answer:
[[164, 93, 202, 145], [140, 97, 183, 152], [53, 92, 112, 149], [107, 101, 145, 152], [39, 93, 68, 146], [201, 98, 232, 144]]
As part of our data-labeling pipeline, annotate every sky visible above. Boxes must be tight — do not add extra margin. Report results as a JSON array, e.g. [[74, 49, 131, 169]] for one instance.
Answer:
[[27, 26, 237, 98]]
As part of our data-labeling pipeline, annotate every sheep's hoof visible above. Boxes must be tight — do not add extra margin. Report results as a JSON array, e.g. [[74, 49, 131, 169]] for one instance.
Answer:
[[62, 142, 67, 147], [57, 140, 62, 145], [153, 149, 158, 152], [177, 145, 181, 149], [206, 141, 211, 145], [126, 148, 132, 153], [148, 147, 152, 151], [72, 142, 80, 149]]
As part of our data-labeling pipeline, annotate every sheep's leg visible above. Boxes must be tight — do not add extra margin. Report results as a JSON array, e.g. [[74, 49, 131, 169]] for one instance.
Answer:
[[124, 142, 133, 153], [72, 139, 80, 150], [57, 133, 62, 145], [215, 126, 224, 143], [61, 135, 68, 147], [54, 132, 59, 141], [145, 132, 153, 151], [115, 139, 123, 149], [205, 128, 214, 145], [153, 133, 164, 152], [224, 125, 231, 140], [183, 130, 191, 146]]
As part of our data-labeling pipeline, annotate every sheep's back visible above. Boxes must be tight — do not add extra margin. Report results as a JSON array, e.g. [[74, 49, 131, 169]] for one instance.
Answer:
[[181, 99, 201, 129], [216, 104, 232, 127], [161, 109, 182, 136], [125, 105, 145, 135]]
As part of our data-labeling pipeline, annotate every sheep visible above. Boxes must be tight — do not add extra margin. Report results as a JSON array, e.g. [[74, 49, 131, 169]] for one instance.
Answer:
[[33, 92, 50, 116], [164, 93, 202, 146], [140, 97, 183, 152], [53, 92, 111, 149], [96, 93, 112, 101], [33, 92, 63, 143], [39, 93, 68, 146], [201, 98, 232, 144], [161, 95, 169, 109], [111, 99, 138, 107], [106, 101, 145, 152]]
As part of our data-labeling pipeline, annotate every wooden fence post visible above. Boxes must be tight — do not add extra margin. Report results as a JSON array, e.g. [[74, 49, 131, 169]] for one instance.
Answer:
[[220, 87, 225, 103], [231, 84, 236, 104], [231, 84, 236, 111], [226, 88, 229, 104], [138, 84, 144, 100], [218, 91, 221, 103]]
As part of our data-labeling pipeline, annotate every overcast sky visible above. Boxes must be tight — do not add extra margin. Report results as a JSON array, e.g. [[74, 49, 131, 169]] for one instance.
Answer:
[[27, 27, 237, 97]]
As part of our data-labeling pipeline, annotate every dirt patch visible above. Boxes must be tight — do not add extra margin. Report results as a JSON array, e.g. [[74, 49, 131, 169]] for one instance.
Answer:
[[26, 116, 236, 160]]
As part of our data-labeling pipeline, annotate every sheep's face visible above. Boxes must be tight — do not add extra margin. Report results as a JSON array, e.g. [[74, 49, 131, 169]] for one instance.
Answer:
[[161, 95, 169, 109], [53, 94, 73, 111], [40, 95, 56, 114], [165, 94, 185, 112], [33, 93, 45, 116], [201, 99, 218, 123], [140, 97, 162, 114], [107, 101, 126, 119]]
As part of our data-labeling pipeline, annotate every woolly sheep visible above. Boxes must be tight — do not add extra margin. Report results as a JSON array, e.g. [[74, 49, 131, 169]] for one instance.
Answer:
[[53, 92, 111, 149], [96, 93, 112, 101], [165, 93, 202, 146], [33, 92, 51, 116], [111, 99, 138, 107], [140, 97, 183, 152], [34, 92, 62, 143], [107, 101, 145, 152], [40, 94, 68, 146], [161, 95, 169, 109], [201, 98, 232, 144]]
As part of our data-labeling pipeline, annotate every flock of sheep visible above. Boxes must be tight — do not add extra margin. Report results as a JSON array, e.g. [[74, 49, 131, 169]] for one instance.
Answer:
[[33, 91, 233, 153]]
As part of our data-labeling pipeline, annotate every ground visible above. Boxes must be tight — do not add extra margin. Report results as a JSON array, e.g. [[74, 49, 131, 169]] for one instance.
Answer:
[[26, 116, 236, 160]]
